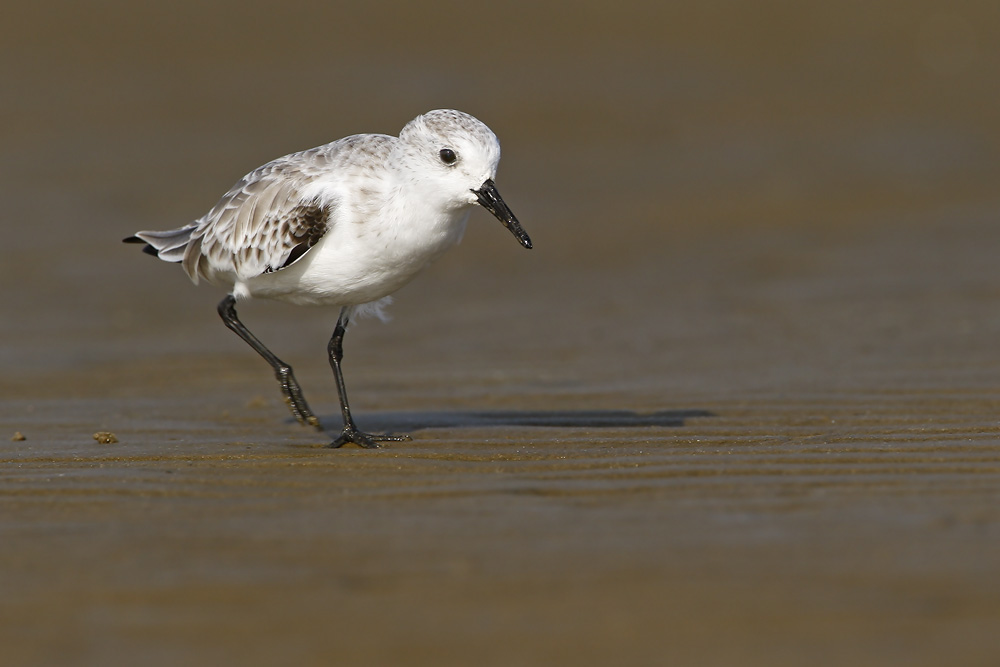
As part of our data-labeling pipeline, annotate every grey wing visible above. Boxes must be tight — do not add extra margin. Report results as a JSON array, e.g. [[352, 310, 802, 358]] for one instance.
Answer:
[[182, 151, 335, 283]]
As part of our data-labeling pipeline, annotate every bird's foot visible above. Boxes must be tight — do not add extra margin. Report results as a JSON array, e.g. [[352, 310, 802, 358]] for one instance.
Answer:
[[278, 374, 325, 432], [328, 427, 412, 449]]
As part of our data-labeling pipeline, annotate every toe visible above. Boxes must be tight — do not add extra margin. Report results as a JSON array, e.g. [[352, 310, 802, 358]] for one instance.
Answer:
[[328, 429, 382, 449]]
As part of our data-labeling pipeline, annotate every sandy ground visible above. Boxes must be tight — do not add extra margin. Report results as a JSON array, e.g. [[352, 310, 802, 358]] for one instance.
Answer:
[[3, 1, 1000, 665]]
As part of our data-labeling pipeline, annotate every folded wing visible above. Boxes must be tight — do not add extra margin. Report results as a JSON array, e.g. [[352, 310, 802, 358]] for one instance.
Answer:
[[127, 147, 336, 285]]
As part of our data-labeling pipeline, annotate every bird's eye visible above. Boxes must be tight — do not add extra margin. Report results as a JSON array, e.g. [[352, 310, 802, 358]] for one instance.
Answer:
[[439, 148, 457, 165]]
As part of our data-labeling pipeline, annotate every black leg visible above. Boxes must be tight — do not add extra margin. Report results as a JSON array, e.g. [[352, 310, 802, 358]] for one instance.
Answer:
[[217, 295, 323, 431], [326, 308, 411, 449]]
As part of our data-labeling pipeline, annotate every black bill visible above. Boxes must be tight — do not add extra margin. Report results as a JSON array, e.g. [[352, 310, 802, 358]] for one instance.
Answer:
[[473, 179, 532, 249]]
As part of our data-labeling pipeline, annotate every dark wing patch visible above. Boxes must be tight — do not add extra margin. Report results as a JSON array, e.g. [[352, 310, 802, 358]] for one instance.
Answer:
[[263, 202, 330, 273]]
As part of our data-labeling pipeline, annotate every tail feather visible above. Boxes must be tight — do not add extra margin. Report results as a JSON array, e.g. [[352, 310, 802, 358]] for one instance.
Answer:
[[123, 225, 197, 263]]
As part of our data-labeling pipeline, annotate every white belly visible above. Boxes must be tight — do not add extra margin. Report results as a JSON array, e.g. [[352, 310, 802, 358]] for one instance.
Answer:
[[237, 209, 471, 307]]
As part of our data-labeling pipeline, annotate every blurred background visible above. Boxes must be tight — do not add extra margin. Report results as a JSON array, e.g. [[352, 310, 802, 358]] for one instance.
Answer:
[[3, 1, 1000, 665], [4, 0, 999, 400]]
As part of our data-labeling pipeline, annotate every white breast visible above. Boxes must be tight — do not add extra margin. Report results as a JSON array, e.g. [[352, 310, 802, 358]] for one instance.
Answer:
[[238, 191, 472, 307]]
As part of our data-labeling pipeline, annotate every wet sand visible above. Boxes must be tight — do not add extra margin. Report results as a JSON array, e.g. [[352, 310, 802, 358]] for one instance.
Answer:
[[3, 1, 1000, 665]]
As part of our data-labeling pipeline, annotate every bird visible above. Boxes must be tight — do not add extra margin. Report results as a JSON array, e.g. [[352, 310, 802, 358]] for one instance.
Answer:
[[124, 109, 532, 448]]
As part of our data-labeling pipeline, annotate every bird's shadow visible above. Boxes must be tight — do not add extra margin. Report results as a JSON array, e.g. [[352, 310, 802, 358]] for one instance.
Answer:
[[325, 409, 714, 433]]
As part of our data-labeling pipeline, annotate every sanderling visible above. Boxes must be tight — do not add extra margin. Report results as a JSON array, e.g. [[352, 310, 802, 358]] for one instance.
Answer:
[[125, 109, 532, 448]]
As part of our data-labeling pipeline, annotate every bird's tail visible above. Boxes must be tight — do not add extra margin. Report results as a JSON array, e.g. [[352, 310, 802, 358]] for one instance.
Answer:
[[123, 225, 198, 262]]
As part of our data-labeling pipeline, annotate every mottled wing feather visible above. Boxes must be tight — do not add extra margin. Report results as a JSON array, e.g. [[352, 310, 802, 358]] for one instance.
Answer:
[[182, 149, 334, 283], [267, 202, 330, 272]]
